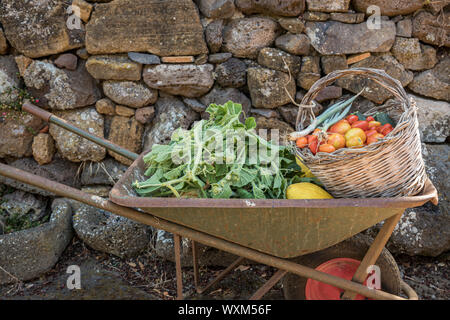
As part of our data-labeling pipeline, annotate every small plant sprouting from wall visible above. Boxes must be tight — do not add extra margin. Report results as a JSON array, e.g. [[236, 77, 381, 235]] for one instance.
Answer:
[[0, 82, 39, 124]]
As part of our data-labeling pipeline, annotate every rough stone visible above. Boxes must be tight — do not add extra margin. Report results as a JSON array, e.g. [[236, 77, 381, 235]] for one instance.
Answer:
[[303, 11, 330, 21], [321, 55, 348, 74], [23, 60, 100, 110], [396, 19, 412, 38], [80, 158, 128, 187], [0, 55, 21, 105], [391, 37, 437, 71], [279, 104, 300, 127], [410, 94, 450, 143], [250, 108, 279, 119], [72, 0, 93, 23], [208, 53, 232, 64], [0, 156, 81, 196], [95, 98, 116, 116], [86, 0, 207, 55], [306, 21, 396, 55], [115, 105, 135, 117], [0, 0, 84, 58], [247, 67, 296, 109], [86, 55, 142, 81], [235, 0, 305, 16], [278, 18, 305, 34], [330, 12, 365, 24], [336, 54, 413, 104], [0, 199, 73, 284], [73, 203, 151, 259], [275, 33, 310, 56], [315, 86, 343, 103], [183, 98, 207, 113], [0, 28, 8, 54], [143, 96, 199, 152], [76, 48, 90, 60], [215, 58, 247, 88], [255, 117, 294, 145], [0, 111, 43, 159], [107, 116, 144, 165], [198, 0, 235, 19], [135, 106, 155, 125], [366, 144, 449, 257], [205, 20, 224, 54], [297, 55, 321, 90], [102, 81, 158, 108], [0, 190, 48, 222], [32, 133, 55, 166], [195, 54, 208, 65], [127, 52, 160, 65], [161, 56, 195, 64], [54, 53, 78, 71], [353, 0, 423, 17], [143, 64, 214, 98], [306, 0, 350, 13], [408, 59, 450, 101], [49, 107, 106, 162], [14, 55, 33, 77], [297, 73, 321, 90], [257, 48, 301, 75], [200, 86, 251, 122], [222, 17, 280, 59], [81, 186, 111, 198], [412, 11, 450, 47]]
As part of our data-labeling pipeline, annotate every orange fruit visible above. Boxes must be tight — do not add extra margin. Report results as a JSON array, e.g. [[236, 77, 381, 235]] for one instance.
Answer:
[[327, 133, 346, 150], [345, 128, 367, 143]]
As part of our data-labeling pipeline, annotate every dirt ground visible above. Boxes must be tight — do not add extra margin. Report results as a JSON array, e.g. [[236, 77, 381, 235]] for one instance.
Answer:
[[1, 235, 448, 300]]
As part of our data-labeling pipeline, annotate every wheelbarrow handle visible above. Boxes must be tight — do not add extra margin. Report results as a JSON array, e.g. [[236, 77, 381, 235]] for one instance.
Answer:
[[22, 102, 139, 161]]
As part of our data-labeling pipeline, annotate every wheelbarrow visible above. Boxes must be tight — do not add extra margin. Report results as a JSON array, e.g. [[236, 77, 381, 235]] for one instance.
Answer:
[[0, 102, 439, 300]]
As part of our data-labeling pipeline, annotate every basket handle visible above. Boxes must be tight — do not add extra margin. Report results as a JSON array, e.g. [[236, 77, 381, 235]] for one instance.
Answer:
[[295, 67, 411, 131]]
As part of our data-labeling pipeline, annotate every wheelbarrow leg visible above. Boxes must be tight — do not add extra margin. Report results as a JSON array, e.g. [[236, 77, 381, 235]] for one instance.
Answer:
[[341, 212, 403, 300], [192, 240, 200, 292], [173, 233, 184, 300], [249, 269, 287, 300]]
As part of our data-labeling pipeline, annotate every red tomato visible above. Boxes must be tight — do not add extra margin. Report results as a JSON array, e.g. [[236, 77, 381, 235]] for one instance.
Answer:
[[309, 140, 318, 155], [366, 116, 375, 122], [367, 133, 385, 145], [379, 123, 393, 136], [365, 129, 378, 138], [351, 120, 369, 131], [346, 114, 359, 125], [368, 121, 381, 129]]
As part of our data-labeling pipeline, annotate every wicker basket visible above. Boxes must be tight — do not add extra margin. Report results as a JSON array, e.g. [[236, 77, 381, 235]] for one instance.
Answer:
[[292, 68, 427, 198]]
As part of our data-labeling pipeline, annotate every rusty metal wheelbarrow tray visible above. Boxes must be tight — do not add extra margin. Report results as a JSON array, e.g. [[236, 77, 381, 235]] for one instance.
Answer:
[[110, 152, 439, 259]]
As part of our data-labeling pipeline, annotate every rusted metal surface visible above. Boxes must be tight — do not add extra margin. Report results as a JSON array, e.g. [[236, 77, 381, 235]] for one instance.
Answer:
[[109, 153, 438, 258], [22, 102, 139, 161], [174, 234, 184, 300], [196, 257, 245, 295], [341, 212, 404, 300], [0, 163, 411, 300], [23, 102, 53, 122], [249, 270, 287, 300]]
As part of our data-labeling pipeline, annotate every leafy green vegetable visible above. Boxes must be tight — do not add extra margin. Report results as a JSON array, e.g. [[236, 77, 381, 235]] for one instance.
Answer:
[[133, 101, 302, 199], [374, 112, 396, 127]]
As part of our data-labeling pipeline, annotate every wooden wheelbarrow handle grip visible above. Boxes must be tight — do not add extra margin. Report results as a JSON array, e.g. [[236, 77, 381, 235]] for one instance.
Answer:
[[23, 102, 53, 122]]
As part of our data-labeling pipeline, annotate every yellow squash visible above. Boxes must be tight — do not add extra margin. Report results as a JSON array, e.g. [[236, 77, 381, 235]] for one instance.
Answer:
[[286, 182, 333, 199], [296, 156, 315, 178]]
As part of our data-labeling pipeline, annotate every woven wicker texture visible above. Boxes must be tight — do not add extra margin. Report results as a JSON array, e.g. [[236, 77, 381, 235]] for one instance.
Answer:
[[292, 68, 427, 198]]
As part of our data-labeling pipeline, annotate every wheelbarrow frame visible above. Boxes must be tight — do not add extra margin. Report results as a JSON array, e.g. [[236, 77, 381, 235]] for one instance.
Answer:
[[0, 102, 438, 300]]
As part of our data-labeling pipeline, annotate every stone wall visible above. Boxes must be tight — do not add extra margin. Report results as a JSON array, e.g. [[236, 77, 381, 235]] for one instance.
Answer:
[[0, 0, 449, 257]]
